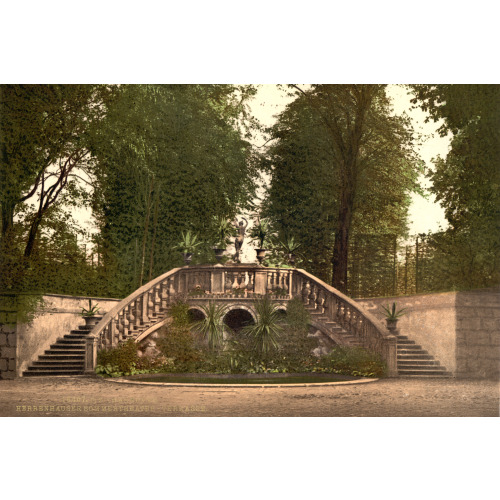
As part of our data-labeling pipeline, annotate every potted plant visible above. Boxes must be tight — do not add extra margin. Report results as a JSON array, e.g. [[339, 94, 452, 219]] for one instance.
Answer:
[[381, 302, 406, 332], [273, 234, 301, 266], [174, 230, 202, 265], [81, 299, 101, 329], [250, 219, 269, 264], [212, 216, 235, 263]]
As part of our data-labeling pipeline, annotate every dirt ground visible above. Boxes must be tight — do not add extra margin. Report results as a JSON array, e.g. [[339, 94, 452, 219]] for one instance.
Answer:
[[0, 375, 498, 417]]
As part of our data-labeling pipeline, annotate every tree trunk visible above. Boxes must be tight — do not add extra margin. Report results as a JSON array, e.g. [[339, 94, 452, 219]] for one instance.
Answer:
[[24, 214, 43, 258], [331, 162, 355, 294], [331, 195, 354, 293], [138, 179, 153, 287], [147, 188, 160, 282]]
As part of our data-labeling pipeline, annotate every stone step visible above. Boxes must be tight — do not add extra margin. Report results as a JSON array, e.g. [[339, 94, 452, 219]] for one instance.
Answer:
[[398, 353, 434, 360], [397, 339, 417, 345], [398, 368, 451, 376], [397, 344, 425, 351], [39, 354, 84, 361], [398, 360, 442, 367], [45, 349, 85, 356], [49, 344, 86, 351], [64, 333, 88, 339], [32, 360, 84, 366], [23, 369, 84, 376], [56, 338, 86, 345], [70, 329, 91, 335]]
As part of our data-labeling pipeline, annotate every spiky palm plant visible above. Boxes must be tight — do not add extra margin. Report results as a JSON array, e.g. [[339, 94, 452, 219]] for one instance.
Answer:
[[174, 230, 202, 253], [192, 302, 228, 351], [242, 296, 283, 356]]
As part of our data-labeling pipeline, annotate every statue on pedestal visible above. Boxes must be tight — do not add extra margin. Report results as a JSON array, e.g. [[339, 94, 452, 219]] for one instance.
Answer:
[[233, 217, 248, 263]]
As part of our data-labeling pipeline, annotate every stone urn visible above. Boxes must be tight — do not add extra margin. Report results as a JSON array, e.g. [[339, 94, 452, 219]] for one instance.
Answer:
[[83, 315, 101, 329], [287, 253, 296, 266], [214, 248, 225, 263], [255, 248, 267, 265], [385, 318, 399, 334], [182, 252, 193, 265]]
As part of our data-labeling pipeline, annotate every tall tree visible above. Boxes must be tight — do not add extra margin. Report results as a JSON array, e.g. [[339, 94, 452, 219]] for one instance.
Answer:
[[410, 85, 500, 288], [263, 84, 422, 292], [91, 85, 258, 296], [0, 84, 115, 257]]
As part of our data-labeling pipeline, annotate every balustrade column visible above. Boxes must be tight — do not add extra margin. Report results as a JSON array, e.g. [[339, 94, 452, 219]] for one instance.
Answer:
[[254, 269, 268, 295], [84, 336, 98, 373]]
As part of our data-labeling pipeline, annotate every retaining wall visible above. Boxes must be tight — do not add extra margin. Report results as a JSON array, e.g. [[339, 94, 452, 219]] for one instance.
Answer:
[[357, 288, 500, 379], [0, 294, 119, 378]]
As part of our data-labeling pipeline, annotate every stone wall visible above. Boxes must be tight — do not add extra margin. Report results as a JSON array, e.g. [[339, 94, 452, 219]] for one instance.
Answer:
[[0, 294, 120, 377], [455, 289, 500, 379], [357, 287, 500, 379], [0, 295, 18, 380]]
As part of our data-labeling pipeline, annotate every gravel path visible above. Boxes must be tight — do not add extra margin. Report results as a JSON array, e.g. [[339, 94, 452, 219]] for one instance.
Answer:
[[1, 376, 498, 417]]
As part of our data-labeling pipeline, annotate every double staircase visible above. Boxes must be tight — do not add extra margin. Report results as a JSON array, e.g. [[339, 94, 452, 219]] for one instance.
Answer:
[[23, 321, 102, 377]]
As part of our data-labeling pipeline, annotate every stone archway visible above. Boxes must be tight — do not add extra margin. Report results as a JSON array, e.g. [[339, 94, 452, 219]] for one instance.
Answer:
[[188, 306, 206, 323], [223, 305, 256, 333]]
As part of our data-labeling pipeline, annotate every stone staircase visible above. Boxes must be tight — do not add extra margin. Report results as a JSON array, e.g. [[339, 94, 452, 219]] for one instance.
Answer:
[[305, 307, 362, 348], [396, 335, 452, 377], [304, 306, 451, 377], [22, 311, 168, 376], [22, 321, 101, 377]]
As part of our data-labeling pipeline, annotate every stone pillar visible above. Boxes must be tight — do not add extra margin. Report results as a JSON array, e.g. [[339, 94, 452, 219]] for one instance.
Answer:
[[85, 336, 99, 373], [383, 335, 398, 377], [0, 294, 17, 380], [211, 269, 225, 294], [254, 269, 268, 295]]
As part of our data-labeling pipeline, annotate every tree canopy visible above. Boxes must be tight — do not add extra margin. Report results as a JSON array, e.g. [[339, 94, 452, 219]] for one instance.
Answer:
[[410, 84, 500, 289], [261, 84, 423, 289]]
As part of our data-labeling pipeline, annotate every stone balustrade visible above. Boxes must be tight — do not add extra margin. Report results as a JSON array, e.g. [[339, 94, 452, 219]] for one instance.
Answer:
[[86, 264, 397, 376]]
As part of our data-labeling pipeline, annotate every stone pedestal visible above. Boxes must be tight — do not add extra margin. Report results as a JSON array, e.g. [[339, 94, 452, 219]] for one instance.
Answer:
[[254, 270, 268, 295]]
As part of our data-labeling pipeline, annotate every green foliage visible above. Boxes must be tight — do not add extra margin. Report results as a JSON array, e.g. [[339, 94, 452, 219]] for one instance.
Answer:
[[241, 296, 283, 355], [81, 299, 100, 317], [249, 218, 270, 248], [318, 346, 386, 378], [191, 302, 228, 351], [381, 302, 406, 320], [155, 299, 202, 370], [409, 85, 500, 290], [262, 84, 422, 289], [167, 300, 191, 328], [284, 297, 310, 333], [174, 230, 202, 254], [90, 84, 259, 296], [211, 216, 236, 247], [96, 339, 141, 375]]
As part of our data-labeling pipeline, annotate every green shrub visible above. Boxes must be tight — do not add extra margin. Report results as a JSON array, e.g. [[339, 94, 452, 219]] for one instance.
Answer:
[[242, 296, 283, 355], [318, 346, 386, 378], [96, 339, 140, 375], [191, 302, 227, 351]]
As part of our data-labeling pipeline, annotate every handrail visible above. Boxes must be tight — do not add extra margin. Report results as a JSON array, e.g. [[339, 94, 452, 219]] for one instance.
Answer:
[[293, 268, 391, 339], [90, 267, 182, 343], [291, 268, 398, 376]]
